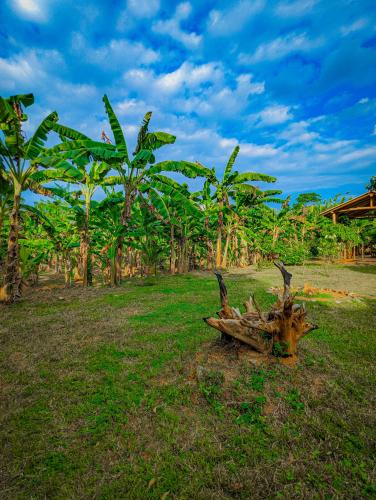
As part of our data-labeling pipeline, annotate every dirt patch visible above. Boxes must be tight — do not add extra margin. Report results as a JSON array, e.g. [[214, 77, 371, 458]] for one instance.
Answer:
[[188, 340, 272, 387], [310, 375, 328, 397], [268, 283, 376, 302]]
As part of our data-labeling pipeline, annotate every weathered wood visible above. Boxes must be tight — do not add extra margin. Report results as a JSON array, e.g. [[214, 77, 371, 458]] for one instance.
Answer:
[[203, 262, 318, 360]]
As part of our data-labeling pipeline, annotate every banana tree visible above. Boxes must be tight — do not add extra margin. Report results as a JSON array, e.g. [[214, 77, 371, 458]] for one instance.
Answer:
[[34, 158, 114, 286], [199, 146, 277, 268], [27, 200, 80, 287], [98, 95, 210, 284], [0, 93, 61, 303], [223, 189, 283, 267], [191, 180, 218, 270], [140, 177, 203, 274], [91, 192, 145, 285], [0, 174, 12, 245]]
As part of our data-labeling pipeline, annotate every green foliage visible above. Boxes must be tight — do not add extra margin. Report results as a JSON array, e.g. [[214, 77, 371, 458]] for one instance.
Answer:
[[285, 389, 305, 413], [1, 91, 375, 295], [277, 242, 307, 265], [272, 341, 286, 357], [235, 396, 266, 427], [199, 369, 225, 414], [366, 176, 376, 191]]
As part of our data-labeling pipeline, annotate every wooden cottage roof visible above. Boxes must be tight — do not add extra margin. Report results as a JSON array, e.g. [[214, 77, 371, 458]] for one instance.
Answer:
[[321, 190, 376, 221]]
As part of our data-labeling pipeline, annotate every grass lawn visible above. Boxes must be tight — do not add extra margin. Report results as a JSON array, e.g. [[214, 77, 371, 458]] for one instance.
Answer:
[[1, 264, 375, 499]]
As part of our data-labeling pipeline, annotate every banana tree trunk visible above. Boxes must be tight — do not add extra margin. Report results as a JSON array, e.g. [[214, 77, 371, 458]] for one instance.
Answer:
[[183, 237, 189, 272], [0, 186, 22, 303], [0, 214, 3, 241], [123, 246, 132, 277], [80, 232, 89, 287], [272, 226, 280, 248], [170, 224, 176, 275], [207, 240, 214, 270], [176, 230, 186, 274], [63, 251, 72, 288], [240, 238, 248, 267], [222, 229, 231, 268], [177, 238, 183, 274], [80, 194, 92, 287], [234, 236, 240, 267], [205, 216, 213, 270], [216, 202, 223, 268], [116, 188, 133, 285]]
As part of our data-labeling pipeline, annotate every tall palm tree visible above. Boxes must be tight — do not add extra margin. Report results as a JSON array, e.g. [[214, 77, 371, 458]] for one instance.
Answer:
[[199, 146, 277, 268]]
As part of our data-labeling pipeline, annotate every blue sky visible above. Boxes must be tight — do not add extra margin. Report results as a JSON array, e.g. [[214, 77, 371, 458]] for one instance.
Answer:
[[1, 0, 375, 201]]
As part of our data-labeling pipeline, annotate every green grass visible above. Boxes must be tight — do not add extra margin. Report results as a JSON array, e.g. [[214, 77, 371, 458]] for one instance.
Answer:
[[297, 291, 334, 299], [347, 265, 376, 275], [0, 268, 375, 499]]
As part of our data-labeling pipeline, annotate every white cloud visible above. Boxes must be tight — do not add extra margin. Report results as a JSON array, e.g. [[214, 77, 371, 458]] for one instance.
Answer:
[[314, 140, 356, 152], [241, 143, 279, 157], [256, 105, 292, 126], [10, 0, 46, 21], [127, 0, 160, 18], [336, 147, 376, 164], [198, 74, 265, 117], [155, 61, 223, 94], [123, 61, 225, 100], [0, 54, 36, 90], [239, 33, 324, 64], [219, 138, 238, 149], [358, 97, 369, 104], [278, 120, 320, 145], [122, 63, 264, 122], [275, 0, 316, 17], [0, 49, 64, 90], [116, 98, 148, 115], [54, 81, 97, 100], [207, 0, 264, 36], [72, 34, 159, 68], [152, 2, 202, 49], [236, 74, 265, 95], [219, 137, 278, 158], [340, 18, 367, 36]]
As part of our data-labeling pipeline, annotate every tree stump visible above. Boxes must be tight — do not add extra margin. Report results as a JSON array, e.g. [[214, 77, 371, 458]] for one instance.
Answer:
[[203, 262, 317, 363]]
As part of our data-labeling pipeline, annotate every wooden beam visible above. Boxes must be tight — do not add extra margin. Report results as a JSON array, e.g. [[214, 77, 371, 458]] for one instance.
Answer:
[[338, 206, 376, 212], [320, 191, 375, 217]]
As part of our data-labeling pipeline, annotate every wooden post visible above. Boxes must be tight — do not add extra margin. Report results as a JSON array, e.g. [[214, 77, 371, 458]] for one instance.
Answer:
[[332, 212, 337, 224]]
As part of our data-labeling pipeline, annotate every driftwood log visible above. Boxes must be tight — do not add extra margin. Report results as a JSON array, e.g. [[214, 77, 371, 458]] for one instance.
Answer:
[[203, 262, 317, 359]]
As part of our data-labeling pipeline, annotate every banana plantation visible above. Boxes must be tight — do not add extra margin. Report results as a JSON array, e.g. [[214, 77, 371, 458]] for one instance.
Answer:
[[1, 93, 374, 304], [1, 93, 376, 499]]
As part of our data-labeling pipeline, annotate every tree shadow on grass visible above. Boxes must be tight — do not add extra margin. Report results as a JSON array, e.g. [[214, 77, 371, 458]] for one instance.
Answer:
[[346, 265, 376, 275]]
